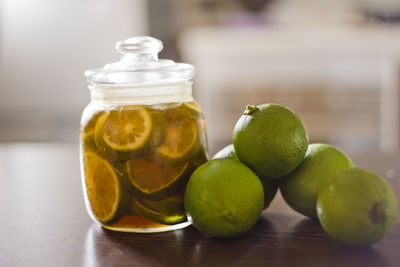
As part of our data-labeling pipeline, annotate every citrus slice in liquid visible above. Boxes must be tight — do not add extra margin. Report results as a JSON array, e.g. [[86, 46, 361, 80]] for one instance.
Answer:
[[83, 152, 124, 223], [183, 101, 203, 114], [96, 107, 152, 152], [140, 193, 185, 215], [82, 111, 104, 136], [132, 196, 186, 225], [126, 157, 189, 199], [157, 118, 198, 162], [81, 111, 104, 152]]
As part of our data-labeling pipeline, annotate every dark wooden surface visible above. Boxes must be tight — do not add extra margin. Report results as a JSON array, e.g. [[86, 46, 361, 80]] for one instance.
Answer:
[[0, 143, 399, 267]]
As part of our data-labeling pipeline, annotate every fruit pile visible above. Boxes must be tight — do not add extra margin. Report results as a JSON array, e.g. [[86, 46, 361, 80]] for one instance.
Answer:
[[184, 103, 398, 246]]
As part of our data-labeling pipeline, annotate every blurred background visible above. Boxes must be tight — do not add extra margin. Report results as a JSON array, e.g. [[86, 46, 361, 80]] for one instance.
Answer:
[[1, 0, 400, 155]]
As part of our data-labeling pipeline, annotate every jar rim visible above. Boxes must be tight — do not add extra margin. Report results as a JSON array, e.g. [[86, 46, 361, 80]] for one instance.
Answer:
[[89, 81, 193, 105]]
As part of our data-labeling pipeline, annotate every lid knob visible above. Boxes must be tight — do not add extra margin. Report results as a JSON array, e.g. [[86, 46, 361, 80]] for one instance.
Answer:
[[85, 36, 194, 86], [116, 36, 162, 62]]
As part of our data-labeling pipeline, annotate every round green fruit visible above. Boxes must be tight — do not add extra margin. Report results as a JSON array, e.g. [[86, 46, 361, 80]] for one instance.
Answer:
[[279, 143, 354, 218], [317, 168, 398, 246], [184, 159, 264, 238], [213, 144, 278, 209], [233, 103, 308, 180]]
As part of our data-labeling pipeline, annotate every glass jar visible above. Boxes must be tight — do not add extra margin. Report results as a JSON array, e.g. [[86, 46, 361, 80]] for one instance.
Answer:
[[80, 36, 208, 233]]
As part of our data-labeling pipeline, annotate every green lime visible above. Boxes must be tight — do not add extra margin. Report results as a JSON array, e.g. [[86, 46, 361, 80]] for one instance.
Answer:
[[82, 152, 129, 224], [279, 143, 354, 218], [95, 106, 152, 161], [184, 159, 264, 238], [233, 103, 308, 180], [212, 144, 238, 161], [132, 194, 186, 225], [317, 168, 398, 246], [125, 157, 189, 199], [213, 144, 278, 209]]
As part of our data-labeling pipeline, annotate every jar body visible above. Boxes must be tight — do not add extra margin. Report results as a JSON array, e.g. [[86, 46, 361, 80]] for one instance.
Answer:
[[80, 96, 208, 232]]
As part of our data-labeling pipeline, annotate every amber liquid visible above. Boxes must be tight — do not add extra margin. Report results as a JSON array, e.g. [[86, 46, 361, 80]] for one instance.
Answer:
[[80, 101, 208, 232]]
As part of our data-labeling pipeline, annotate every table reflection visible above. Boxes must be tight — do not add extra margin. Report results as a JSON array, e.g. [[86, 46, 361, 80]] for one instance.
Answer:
[[82, 216, 277, 266], [82, 223, 196, 266], [82, 212, 390, 266]]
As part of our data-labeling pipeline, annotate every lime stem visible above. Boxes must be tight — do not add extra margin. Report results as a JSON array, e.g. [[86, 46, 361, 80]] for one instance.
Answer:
[[244, 105, 258, 115]]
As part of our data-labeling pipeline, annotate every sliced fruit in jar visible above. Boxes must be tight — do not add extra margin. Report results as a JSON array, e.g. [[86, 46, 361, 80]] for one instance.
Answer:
[[82, 111, 104, 136], [166, 101, 203, 121], [140, 193, 185, 215], [132, 196, 186, 225], [157, 118, 198, 162], [83, 152, 127, 224], [147, 109, 168, 151], [81, 111, 104, 152], [95, 107, 152, 152], [126, 157, 189, 199], [183, 101, 203, 114]]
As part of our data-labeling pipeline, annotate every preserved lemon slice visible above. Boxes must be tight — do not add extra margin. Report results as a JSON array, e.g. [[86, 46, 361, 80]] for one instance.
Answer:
[[83, 152, 124, 223], [81, 111, 103, 152], [140, 194, 185, 215], [132, 196, 186, 225], [82, 111, 104, 136], [183, 101, 203, 114], [126, 157, 189, 199], [96, 107, 152, 152], [157, 118, 198, 161]]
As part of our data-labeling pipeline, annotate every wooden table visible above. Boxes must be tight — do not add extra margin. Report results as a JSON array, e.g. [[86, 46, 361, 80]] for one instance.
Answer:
[[0, 143, 399, 266]]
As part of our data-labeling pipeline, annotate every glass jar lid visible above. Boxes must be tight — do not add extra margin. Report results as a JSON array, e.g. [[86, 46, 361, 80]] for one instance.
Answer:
[[85, 36, 195, 87]]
